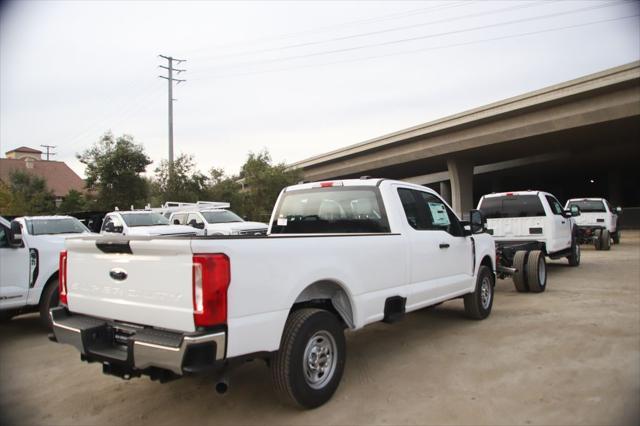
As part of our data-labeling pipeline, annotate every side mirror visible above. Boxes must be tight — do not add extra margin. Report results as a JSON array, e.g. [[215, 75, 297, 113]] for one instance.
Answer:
[[469, 209, 486, 235], [188, 219, 197, 228], [113, 226, 124, 233], [8, 221, 23, 247], [570, 205, 581, 217], [243, 216, 249, 221], [616, 206, 622, 214], [104, 222, 115, 233]]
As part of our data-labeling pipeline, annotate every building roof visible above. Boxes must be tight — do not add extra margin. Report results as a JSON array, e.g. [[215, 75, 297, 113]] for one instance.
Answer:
[[0, 158, 85, 197], [6, 146, 43, 155]]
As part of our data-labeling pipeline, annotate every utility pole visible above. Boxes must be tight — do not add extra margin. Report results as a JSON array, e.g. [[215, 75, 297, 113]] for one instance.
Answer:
[[40, 144, 56, 161], [158, 55, 186, 176]]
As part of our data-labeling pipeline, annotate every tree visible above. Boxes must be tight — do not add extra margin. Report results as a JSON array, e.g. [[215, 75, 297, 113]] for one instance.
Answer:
[[153, 154, 209, 203], [4, 171, 56, 215], [0, 180, 15, 215], [78, 132, 151, 210], [207, 150, 302, 221], [58, 189, 87, 213]]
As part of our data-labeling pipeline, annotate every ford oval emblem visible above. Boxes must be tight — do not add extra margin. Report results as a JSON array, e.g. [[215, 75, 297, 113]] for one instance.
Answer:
[[109, 268, 128, 281]]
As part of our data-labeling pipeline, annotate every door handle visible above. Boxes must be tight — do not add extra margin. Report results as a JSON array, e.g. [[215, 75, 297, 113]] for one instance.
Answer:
[[439, 243, 450, 249], [561, 221, 566, 224]]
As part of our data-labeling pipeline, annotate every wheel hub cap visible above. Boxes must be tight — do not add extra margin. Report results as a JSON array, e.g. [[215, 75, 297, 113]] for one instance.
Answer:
[[303, 331, 337, 389], [480, 276, 492, 309]]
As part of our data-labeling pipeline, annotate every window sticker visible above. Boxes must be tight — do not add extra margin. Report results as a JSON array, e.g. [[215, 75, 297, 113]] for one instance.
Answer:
[[277, 217, 288, 226], [428, 202, 450, 226]]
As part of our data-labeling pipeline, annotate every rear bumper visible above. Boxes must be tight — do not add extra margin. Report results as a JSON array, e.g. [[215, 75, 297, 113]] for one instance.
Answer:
[[50, 307, 226, 377]]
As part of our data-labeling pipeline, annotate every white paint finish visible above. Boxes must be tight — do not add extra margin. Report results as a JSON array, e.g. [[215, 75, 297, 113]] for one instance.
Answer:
[[62, 179, 495, 358]]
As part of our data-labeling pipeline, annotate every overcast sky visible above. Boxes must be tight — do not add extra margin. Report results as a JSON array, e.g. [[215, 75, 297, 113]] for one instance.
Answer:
[[1, 0, 638, 178]]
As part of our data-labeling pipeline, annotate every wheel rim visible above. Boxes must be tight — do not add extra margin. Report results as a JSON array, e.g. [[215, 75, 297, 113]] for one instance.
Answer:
[[303, 330, 338, 389], [480, 276, 492, 310], [538, 257, 546, 286]]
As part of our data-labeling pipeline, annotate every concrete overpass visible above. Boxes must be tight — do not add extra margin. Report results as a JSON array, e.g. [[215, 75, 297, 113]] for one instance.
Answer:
[[290, 62, 640, 217]]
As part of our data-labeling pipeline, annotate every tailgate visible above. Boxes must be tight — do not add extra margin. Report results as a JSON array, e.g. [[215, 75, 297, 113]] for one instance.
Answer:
[[487, 217, 545, 238], [65, 237, 196, 332]]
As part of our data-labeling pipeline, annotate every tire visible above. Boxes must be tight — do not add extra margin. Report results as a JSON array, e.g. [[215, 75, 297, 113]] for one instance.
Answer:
[[464, 265, 494, 320], [594, 229, 602, 250], [567, 238, 581, 267], [612, 230, 620, 245], [526, 250, 547, 293], [39, 279, 59, 330], [600, 229, 611, 251], [272, 308, 346, 409], [512, 251, 529, 292]]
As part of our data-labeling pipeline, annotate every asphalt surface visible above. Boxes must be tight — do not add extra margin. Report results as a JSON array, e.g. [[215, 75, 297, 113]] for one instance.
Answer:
[[1, 232, 639, 425]]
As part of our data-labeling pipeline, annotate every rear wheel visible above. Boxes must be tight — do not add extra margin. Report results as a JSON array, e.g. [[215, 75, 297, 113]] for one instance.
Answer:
[[594, 230, 602, 250], [39, 279, 59, 330], [512, 251, 528, 292], [526, 250, 547, 293], [463, 265, 494, 320], [272, 308, 346, 409], [600, 229, 611, 251]]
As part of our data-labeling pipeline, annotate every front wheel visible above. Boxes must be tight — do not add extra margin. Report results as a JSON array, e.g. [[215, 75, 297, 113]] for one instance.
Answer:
[[567, 239, 580, 267], [272, 308, 346, 409], [464, 265, 494, 320]]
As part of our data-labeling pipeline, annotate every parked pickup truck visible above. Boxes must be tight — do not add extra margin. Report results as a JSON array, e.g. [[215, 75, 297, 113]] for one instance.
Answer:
[[100, 210, 197, 237], [0, 215, 92, 328], [169, 208, 268, 236], [477, 191, 581, 293], [564, 198, 621, 250], [49, 178, 496, 408]]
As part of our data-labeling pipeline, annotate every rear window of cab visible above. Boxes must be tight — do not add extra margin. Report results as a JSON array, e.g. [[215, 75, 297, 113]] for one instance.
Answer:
[[270, 187, 390, 234], [479, 195, 546, 218]]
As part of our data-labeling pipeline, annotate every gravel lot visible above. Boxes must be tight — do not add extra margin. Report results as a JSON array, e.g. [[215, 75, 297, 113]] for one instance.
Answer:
[[1, 232, 639, 426]]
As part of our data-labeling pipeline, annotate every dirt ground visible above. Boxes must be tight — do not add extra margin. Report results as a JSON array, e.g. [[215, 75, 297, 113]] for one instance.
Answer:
[[1, 232, 639, 426]]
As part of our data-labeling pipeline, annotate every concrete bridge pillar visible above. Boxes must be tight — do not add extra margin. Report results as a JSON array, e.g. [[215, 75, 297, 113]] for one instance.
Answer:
[[439, 181, 452, 205], [447, 157, 474, 218]]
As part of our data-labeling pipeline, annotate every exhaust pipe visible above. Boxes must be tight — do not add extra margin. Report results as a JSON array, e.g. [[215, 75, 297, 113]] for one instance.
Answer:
[[215, 375, 229, 395]]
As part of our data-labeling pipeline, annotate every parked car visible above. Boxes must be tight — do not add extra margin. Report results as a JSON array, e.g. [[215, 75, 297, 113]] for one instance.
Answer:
[[100, 210, 197, 236], [477, 190, 581, 293], [169, 208, 267, 236], [49, 178, 495, 408], [0, 215, 92, 328], [564, 198, 621, 250]]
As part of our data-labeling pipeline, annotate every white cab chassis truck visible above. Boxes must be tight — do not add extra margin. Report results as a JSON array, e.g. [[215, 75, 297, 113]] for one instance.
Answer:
[[564, 198, 621, 250], [49, 178, 496, 409], [0, 215, 91, 327], [477, 191, 581, 293]]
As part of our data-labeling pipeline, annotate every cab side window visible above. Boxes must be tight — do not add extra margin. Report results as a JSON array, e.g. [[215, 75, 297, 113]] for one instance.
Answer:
[[397, 188, 463, 236], [187, 213, 204, 228], [545, 195, 564, 215]]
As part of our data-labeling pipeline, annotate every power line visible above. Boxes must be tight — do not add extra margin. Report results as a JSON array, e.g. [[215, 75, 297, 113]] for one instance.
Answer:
[[158, 55, 186, 173], [190, 0, 625, 76], [40, 144, 56, 161], [195, 1, 544, 63], [190, 13, 638, 82], [184, 1, 469, 55]]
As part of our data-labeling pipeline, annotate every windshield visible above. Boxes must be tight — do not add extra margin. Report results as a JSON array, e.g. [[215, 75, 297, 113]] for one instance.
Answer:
[[120, 212, 170, 227], [26, 218, 89, 235], [201, 210, 243, 224], [567, 200, 606, 213], [271, 187, 390, 234], [479, 195, 546, 218]]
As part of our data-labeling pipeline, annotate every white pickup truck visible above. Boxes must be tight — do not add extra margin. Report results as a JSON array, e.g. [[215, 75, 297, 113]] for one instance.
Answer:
[[49, 178, 496, 408], [564, 198, 621, 250], [477, 191, 581, 293], [0, 215, 92, 327], [169, 208, 268, 236], [100, 210, 197, 237]]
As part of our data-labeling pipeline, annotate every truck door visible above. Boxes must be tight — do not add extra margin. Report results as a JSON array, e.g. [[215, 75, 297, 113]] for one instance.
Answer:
[[545, 195, 572, 253], [397, 187, 473, 310], [0, 222, 30, 309]]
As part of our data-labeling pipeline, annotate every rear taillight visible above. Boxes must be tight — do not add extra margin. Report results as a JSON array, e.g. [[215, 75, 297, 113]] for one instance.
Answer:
[[192, 254, 230, 327], [59, 250, 68, 305]]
